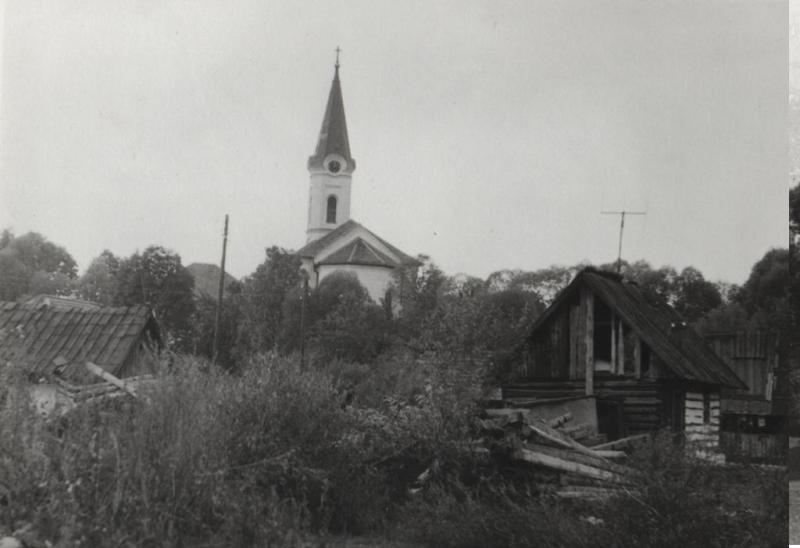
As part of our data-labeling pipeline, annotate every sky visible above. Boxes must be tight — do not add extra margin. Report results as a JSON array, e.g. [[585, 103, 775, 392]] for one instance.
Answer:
[[0, 0, 789, 285]]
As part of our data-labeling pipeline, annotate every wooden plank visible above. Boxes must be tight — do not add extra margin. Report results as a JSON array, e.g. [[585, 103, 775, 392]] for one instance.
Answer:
[[85, 361, 137, 398], [610, 313, 617, 375], [584, 288, 594, 395], [592, 433, 650, 450], [526, 418, 610, 460], [617, 320, 625, 375], [569, 305, 578, 379], [513, 448, 629, 484]]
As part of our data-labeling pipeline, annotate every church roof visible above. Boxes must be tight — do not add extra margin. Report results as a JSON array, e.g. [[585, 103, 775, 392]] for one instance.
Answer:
[[308, 65, 354, 170], [318, 237, 397, 267], [297, 219, 421, 267]]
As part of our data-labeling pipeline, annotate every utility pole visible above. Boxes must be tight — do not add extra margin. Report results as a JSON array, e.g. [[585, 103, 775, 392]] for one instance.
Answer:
[[601, 210, 646, 274], [299, 271, 309, 369], [212, 214, 229, 365]]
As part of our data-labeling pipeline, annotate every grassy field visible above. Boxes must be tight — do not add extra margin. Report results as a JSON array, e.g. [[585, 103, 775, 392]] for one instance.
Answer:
[[792, 481, 800, 545]]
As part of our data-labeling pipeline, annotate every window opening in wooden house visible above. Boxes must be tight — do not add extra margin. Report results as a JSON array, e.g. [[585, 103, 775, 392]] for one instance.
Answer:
[[326, 196, 337, 223], [593, 298, 613, 372], [640, 343, 651, 375], [703, 392, 711, 424]]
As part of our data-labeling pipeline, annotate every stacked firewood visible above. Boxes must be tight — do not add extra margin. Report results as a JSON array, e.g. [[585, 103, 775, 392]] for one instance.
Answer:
[[474, 407, 646, 500]]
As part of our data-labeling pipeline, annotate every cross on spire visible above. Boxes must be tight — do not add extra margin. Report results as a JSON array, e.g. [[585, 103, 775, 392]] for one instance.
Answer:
[[335, 46, 341, 70]]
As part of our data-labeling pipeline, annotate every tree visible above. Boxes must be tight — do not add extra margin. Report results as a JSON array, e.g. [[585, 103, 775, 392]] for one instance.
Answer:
[[735, 248, 790, 330], [236, 246, 302, 356], [0, 230, 78, 300], [673, 266, 722, 323], [307, 272, 394, 363], [77, 250, 120, 305], [114, 246, 196, 351], [191, 281, 243, 370]]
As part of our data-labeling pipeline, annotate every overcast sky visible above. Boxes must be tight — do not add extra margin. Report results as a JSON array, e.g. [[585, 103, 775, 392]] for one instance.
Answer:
[[0, 0, 789, 285]]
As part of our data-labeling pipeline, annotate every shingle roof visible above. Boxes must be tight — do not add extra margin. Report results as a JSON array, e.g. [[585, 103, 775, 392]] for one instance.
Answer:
[[0, 301, 161, 384], [307, 66, 355, 171], [317, 237, 397, 267], [530, 268, 746, 389], [296, 219, 421, 267]]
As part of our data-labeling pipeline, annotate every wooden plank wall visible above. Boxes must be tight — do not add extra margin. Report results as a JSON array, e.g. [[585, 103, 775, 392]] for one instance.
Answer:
[[719, 431, 787, 464], [504, 378, 664, 437], [706, 330, 774, 398], [684, 391, 720, 449]]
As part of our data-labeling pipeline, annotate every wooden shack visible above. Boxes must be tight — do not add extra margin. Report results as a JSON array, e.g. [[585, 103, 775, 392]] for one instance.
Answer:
[[505, 268, 746, 452], [0, 300, 162, 413], [705, 329, 787, 463]]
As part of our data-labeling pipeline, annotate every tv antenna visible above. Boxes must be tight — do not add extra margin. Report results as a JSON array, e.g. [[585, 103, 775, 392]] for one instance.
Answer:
[[601, 210, 646, 274]]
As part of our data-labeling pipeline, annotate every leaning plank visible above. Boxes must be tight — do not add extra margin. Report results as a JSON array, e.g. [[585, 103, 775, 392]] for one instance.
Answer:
[[526, 419, 610, 460], [524, 443, 636, 477], [555, 486, 630, 500], [513, 448, 627, 484], [591, 433, 650, 451], [85, 362, 137, 398]]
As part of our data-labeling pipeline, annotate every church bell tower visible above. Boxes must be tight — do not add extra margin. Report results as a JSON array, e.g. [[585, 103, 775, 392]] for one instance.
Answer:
[[306, 50, 355, 243]]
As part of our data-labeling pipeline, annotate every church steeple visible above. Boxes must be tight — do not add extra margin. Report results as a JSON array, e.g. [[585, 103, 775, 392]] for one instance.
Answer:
[[306, 50, 355, 243], [307, 50, 355, 172]]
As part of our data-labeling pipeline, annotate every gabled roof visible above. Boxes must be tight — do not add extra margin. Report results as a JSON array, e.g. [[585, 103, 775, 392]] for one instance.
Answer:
[[308, 65, 355, 170], [0, 301, 162, 384], [297, 219, 421, 267], [318, 237, 397, 267], [529, 268, 746, 389]]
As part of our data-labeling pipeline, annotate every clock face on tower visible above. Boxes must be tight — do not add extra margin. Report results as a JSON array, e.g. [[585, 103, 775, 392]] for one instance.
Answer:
[[328, 160, 341, 173]]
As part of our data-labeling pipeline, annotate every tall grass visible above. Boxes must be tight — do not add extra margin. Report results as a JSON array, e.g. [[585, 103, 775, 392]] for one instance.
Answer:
[[0, 355, 788, 547]]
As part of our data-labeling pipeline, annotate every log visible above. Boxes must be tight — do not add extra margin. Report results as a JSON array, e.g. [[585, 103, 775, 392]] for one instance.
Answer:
[[512, 448, 628, 484], [85, 362, 138, 398]]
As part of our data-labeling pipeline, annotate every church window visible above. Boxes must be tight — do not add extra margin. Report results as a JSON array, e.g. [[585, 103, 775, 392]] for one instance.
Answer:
[[326, 196, 337, 223]]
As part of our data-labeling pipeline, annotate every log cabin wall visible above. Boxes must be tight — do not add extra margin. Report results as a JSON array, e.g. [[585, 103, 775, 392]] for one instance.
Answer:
[[684, 390, 720, 449]]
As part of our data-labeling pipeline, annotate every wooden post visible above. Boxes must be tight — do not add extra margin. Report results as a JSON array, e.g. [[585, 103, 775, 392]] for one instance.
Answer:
[[633, 335, 641, 379], [584, 288, 594, 395], [617, 320, 625, 375], [212, 214, 229, 365], [610, 313, 617, 374], [299, 271, 309, 369]]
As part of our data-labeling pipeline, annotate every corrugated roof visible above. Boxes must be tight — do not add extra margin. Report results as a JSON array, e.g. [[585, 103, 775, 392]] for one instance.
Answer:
[[529, 268, 746, 389], [297, 219, 421, 267], [0, 301, 161, 384]]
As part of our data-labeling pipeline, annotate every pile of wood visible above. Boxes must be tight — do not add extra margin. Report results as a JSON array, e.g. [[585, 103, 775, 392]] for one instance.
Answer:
[[476, 404, 647, 501]]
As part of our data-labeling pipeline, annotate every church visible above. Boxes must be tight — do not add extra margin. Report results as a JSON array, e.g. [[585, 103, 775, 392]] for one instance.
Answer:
[[296, 57, 420, 303]]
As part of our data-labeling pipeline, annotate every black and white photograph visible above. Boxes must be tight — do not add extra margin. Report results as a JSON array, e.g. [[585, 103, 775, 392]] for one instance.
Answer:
[[0, 1, 795, 546]]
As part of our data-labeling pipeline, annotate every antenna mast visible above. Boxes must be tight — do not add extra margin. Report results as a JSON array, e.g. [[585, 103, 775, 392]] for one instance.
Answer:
[[601, 210, 646, 273]]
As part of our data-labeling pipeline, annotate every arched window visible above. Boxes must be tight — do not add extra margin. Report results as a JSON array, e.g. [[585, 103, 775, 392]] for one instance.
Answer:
[[326, 195, 337, 224]]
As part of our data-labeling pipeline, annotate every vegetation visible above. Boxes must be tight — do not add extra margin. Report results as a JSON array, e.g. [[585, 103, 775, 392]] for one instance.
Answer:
[[0, 355, 786, 547], [0, 193, 794, 547]]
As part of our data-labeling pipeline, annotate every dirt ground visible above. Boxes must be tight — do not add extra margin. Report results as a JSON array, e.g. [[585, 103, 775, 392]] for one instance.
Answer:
[[791, 481, 800, 544]]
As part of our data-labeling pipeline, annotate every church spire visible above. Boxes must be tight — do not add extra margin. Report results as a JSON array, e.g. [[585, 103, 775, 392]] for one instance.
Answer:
[[308, 48, 354, 171]]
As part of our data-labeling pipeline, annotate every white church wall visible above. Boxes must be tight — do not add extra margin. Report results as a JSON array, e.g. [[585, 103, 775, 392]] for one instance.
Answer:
[[317, 265, 394, 304]]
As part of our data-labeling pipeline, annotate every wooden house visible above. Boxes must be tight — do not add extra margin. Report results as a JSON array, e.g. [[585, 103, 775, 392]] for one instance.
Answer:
[[505, 268, 746, 452], [0, 300, 162, 413], [705, 329, 787, 463]]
